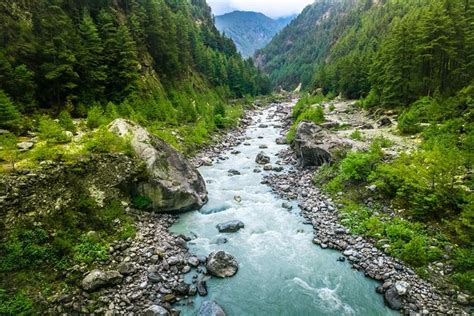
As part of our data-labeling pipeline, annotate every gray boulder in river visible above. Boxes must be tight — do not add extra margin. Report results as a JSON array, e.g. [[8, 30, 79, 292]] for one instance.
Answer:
[[198, 300, 226, 316], [216, 220, 244, 233], [109, 119, 207, 212], [292, 121, 331, 167], [206, 251, 239, 278]]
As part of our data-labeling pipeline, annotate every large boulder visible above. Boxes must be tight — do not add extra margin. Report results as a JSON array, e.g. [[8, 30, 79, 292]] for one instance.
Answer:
[[109, 119, 207, 212], [384, 287, 402, 310], [206, 251, 239, 278], [292, 121, 331, 167], [81, 270, 123, 292], [216, 220, 244, 233], [198, 301, 226, 316]]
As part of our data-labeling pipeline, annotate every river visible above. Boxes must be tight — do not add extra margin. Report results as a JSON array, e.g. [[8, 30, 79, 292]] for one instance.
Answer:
[[171, 101, 397, 316]]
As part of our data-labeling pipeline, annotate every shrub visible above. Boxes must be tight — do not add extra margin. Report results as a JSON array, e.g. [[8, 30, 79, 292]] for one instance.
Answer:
[[86, 105, 107, 129], [132, 195, 152, 210], [369, 146, 467, 219], [37, 116, 70, 144], [338, 144, 383, 182], [398, 97, 433, 135], [0, 289, 33, 315], [360, 89, 379, 109], [0, 133, 19, 169], [72, 234, 108, 264], [82, 127, 133, 155], [350, 129, 363, 140], [58, 111, 76, 133]]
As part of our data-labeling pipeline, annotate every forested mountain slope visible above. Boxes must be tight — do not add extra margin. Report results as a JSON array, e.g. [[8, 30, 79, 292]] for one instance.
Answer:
[[215, 11, 294, 58], [0, 0, 269, 139]]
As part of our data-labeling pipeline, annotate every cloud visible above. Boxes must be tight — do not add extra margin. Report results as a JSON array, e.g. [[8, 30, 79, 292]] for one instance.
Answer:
[[207, 0, 314, 18]]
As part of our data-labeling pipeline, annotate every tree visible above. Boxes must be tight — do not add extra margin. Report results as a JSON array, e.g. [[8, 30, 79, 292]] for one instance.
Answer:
[[0, 90, 20, 129]]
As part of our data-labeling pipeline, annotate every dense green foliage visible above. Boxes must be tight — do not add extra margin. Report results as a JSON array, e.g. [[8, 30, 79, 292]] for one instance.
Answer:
[[286, 94, 327, 142], [215, 11, 293, 58], [0, 0, 270, 133]]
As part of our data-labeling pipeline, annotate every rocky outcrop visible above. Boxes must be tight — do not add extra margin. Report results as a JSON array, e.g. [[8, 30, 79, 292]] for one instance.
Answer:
[[109, 119, 207, 212], [292, 121, 331, 167], [206, 251, 239, 278], [144, 305, 170, 316], [81, 270, 123, 292], [216, 220, 245, 233], [198, 301, 226, 316]]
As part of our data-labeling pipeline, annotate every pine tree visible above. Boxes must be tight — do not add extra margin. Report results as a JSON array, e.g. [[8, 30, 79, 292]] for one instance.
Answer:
[[77, 11, 107, 104], [0, 90, 20, 129]]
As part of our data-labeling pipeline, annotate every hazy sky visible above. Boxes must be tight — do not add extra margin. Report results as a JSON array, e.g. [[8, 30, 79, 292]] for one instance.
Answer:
[[207, 0, 314, 18]]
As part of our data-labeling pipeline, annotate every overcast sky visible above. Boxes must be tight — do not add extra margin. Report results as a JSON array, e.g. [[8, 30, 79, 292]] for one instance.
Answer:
[[207, 0, 314, 19]]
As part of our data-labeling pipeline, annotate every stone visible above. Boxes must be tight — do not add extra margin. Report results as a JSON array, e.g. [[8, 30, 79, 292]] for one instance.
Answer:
[[255, 152, 271, 165], [263, 164, 273, 171], [188, 256, 200, 267], [197, 280, 208, 296], [282, 202, 293, 210], [395, 281, 410, 296], [216, 220, 244, 233], [17, 141, 34, 151], [276, 137, 287, 145], [144, 305, 169, 316], [109, 119, 207, 212], [206, 251, 239, 278], [377, 117, 392, 127], [198, 300, 226, 316], [259, 145, 268, 149], [234, 195, 242, 203], [292, 121, 331, 167], [456, 293, 470, 305], [147, 272, 162, 283], [81, 270, 123, 292], [384, 287, 402, 310], [117, 262, 136, 275], [228, 169, 241, 176], [200, 157, 213, 166], [258, 124, 268, 128]]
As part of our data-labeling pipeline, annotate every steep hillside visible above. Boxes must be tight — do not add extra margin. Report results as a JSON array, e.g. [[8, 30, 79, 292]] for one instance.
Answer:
[[0, 0, 270, 139], [215, 11, 294, 58], [256, 0, 357, 89]]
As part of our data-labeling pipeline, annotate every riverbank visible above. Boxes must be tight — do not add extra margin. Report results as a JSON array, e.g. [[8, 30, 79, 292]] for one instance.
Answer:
[[262, 100, 470, 315]]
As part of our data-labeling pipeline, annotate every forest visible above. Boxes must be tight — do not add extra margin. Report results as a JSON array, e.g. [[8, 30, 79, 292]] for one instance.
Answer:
[[0, 0, 270, 150]]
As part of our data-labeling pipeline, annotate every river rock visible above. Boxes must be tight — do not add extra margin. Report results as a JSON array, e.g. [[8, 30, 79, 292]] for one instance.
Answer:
[[81, 270, 123, 292], [206, 251, 239, 278], [198, 301, 226, 316], [292, 121, 331, 167], [384, 287, 402, 310], [197, 280, 208, 296], [377, 117, 392, 127], [200, 157, 213, 166], [228, 169, 240, 176], [395, 280, 410, 296], [117, 262, 136, 275], [256, 152, 270, 165], [109, 119, 207, 212], [144, 305, 170, 316], [216, 220, 244, 233], [17, 141, 34, 151], [276, 137, 287, 145]]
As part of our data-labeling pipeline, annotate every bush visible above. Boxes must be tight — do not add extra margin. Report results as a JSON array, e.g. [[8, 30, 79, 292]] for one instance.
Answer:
[[398, 97, 432, 135], [58, 111, 76, 133], [37, 116, 70, 144], [82, 127, 132, 155], [369, 146, 467, 219], [86, 105, 107, 129], [350, 129, 363, 140], [72, 234, 108, 264], [338, 144, 383, 182], [360, 89, 380, 109], [132, 195, 152, 210], [0, 289, 33, 315], [0, 133, 19, 169]]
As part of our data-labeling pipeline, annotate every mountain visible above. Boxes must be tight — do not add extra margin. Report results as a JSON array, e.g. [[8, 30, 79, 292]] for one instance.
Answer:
[[256, 0, 358, 90], [0, 0, 270, 122], [215, 11, 295, 58]]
